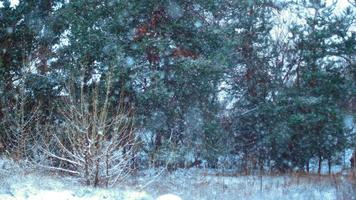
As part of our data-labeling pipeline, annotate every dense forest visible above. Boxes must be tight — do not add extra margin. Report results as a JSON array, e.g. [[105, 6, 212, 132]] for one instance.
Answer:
[[0, 0, 355, 187]]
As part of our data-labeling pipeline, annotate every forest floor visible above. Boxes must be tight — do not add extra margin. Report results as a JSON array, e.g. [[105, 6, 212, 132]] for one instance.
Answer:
[[0, 158, 355, 200]]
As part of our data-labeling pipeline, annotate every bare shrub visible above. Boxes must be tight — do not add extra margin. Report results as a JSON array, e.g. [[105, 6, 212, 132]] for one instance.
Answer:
[[1, 79, 40, 160], [36, 75, 137, 187]]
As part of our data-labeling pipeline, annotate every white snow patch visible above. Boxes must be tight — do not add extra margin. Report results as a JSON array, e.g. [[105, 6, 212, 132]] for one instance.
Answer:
[[0, 157, 355, 200], [156, 194, 182, 200]]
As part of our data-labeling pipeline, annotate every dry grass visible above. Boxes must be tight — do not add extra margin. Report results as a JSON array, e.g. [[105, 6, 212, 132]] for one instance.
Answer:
[[129, 169, 356, 200]]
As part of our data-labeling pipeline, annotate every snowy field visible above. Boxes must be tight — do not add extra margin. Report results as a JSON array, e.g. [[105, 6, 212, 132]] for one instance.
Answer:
[[0, 158, 355, 200]]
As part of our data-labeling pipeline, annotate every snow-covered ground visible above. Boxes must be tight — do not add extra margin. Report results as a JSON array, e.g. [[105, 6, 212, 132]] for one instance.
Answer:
[[0, 157, 355, 200]]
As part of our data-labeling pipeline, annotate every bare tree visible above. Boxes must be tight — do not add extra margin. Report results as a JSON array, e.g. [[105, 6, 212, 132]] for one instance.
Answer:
[[37, 73, 137, 187]]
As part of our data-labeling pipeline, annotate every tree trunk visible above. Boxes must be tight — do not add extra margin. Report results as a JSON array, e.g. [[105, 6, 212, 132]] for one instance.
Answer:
[[94, 158, 100, 187], [318, 156, 322, 175], [351, 151, 355, 169], [154, 132, 162, 167], [0, 101, 4, 120], [84, 156, 90, 186], [105, 153, 109, 187]]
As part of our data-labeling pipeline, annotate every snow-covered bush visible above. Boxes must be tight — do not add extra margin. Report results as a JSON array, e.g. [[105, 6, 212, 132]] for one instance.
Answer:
[[35, 77, 137, 187]]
